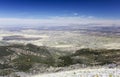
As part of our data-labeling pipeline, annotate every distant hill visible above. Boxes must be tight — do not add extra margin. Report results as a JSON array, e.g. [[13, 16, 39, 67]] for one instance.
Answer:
[[58, 48, 120, 67]]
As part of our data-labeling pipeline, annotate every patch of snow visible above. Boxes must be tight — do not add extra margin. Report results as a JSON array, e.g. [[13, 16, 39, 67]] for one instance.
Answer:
[[31, 68, 120, 77]]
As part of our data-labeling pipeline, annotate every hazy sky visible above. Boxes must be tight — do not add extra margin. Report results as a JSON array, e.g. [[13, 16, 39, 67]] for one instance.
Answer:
[[0, 0, 120, 27]]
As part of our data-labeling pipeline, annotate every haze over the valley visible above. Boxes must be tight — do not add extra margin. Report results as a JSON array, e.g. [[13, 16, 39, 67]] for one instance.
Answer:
[[0, 26, 120, 51]]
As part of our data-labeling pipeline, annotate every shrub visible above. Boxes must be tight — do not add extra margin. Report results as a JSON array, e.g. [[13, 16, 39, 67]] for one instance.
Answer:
[[58, 56, 72, 66]]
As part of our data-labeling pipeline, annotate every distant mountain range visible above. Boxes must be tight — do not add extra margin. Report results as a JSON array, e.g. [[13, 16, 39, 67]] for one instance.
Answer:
[[0, 25, 120, 35]]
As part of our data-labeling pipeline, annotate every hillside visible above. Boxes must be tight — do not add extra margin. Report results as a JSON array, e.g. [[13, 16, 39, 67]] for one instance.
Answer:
[[58, 48, 120, 67], [0, 44, 67, 76], [0, 44, 120, 76]]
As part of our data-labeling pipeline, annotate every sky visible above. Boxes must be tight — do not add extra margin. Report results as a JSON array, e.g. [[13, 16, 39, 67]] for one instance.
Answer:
[[0, 0, 120, 27]]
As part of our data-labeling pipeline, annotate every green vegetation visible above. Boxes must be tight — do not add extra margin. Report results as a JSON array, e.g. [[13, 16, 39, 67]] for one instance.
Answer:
[[0, 44, 120, 72], [0, 69, 13, 76], [13, 54, 55, 71], [13, 55, 33, 71], [0, 44, 55, 72], [0, 46, 14, 57], [57, 48, 120, 66], [0, 64, 11, 69], [57, 56, 73, 66]]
